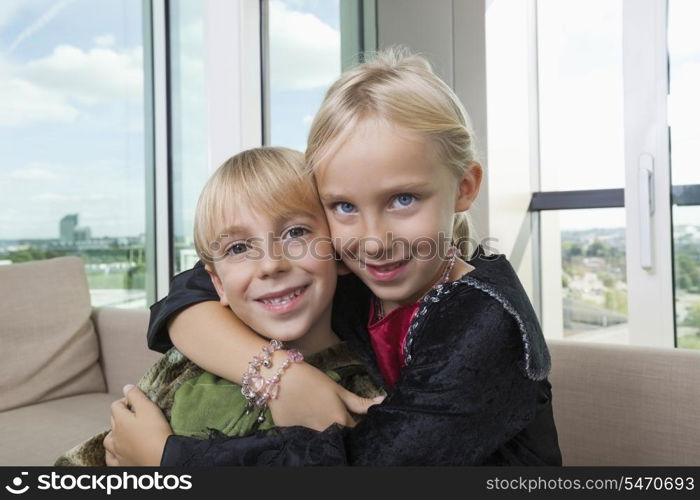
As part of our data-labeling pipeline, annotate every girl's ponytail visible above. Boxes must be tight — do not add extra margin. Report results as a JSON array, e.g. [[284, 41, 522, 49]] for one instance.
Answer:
[[453, 211, 479, 260]]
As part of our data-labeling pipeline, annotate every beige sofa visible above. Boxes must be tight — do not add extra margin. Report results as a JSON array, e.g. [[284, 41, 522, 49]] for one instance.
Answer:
[[0, 257, 159, 466], [1, 257, 699, 466]]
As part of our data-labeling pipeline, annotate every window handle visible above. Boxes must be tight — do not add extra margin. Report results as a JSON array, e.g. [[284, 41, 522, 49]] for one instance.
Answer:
[[638, 154, 655, 270]]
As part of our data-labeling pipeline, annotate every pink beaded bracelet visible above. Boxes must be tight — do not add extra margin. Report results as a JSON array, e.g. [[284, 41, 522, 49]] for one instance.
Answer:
[[241, 340, 304, 422]]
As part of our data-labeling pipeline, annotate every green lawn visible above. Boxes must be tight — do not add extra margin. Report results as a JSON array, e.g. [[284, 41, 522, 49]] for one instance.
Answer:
[[87, 272, 127, 289]]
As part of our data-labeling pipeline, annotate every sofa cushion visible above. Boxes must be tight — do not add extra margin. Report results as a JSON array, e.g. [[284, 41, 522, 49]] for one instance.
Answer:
[[0, 392, 116, 466], [0, 257, 105, 412], [548, 340, 700, 465]]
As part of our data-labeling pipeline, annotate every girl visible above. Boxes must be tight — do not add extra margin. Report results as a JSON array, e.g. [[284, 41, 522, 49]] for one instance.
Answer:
[[108, 48, 561, 466]]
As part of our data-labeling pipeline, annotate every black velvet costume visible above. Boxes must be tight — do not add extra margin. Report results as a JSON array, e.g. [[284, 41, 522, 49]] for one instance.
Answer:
[[147, 246, 562, 466]]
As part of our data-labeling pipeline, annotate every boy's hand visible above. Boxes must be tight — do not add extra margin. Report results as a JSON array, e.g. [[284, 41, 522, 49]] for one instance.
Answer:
[[104, 385, 173, 466], [268, 360, 384, 430]]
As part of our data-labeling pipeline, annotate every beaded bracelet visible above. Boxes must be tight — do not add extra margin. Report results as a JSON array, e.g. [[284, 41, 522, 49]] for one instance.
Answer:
[[241, 340, 304, 422]]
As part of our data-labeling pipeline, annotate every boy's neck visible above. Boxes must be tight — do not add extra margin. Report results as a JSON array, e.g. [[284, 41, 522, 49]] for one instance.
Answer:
[[284, 305, 339, 357]]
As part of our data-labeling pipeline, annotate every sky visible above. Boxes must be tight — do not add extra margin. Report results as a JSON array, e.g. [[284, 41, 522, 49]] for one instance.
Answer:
[[0, 0, 145, 240], [0, 0, 340, 241], [0, 0, 697, 241]]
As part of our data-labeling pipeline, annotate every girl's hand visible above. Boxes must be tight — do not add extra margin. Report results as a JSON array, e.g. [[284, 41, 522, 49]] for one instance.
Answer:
[[268, 360, 383, 430], [104, 385, 173, 466]]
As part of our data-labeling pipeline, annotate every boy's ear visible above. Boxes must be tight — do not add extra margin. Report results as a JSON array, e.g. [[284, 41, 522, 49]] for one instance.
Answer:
[[204, 263, 229, 307], [455, 162, 483, 212]]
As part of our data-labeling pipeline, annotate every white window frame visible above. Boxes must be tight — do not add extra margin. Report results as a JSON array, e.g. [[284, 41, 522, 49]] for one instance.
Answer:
[[150, 0, 262, 300]]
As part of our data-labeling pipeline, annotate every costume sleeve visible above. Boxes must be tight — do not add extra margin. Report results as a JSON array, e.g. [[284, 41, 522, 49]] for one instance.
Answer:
[[160, 289, 545, 465], [147, 260, 220, 353]]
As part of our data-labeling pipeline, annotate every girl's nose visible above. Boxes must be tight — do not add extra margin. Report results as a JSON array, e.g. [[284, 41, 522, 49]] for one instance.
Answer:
[[362, 236, 383, 258], [360, 219, 387, 260]]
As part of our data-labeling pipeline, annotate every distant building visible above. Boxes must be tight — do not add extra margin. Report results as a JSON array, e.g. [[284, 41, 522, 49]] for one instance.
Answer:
[[60, 214, 78, 243], [59, 214, 92, 244], [74, 226, 92, 242]]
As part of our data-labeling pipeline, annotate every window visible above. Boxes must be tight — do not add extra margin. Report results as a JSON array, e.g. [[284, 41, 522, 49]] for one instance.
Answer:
[[669, 0, 700, 349], [487, 0, 695, 349], [263, 0, 375, 147], [169, 0, 208, 275], [265, 0, 342, 149], [536, 0, 628, 344], [0, 0, 148, 308]]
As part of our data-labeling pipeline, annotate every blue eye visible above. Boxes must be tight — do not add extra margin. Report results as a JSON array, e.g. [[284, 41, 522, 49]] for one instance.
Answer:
[[392, 193, 415, 208], [334, 202, 357, 215], [226, 242, 248, 256], [285, 226, 309, 239]]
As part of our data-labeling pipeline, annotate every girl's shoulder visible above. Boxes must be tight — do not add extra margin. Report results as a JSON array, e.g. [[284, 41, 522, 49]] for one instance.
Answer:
[[407, 246, 551, 382]]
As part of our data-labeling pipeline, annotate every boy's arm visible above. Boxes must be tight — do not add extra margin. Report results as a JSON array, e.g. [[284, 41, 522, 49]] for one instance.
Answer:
[[147, 260, 377, 431]]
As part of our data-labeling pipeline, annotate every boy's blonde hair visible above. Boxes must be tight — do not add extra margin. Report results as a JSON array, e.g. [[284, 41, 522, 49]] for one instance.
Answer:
[[307, 47, 480, 258], [194, 147, 321, 266]]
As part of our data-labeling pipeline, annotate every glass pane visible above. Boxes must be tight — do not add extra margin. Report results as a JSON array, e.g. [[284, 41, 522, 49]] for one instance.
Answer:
[[542, 208, 628, 344], [169, 0, 209, 274], [0, 0, 148, 308], [669, 0, 700, 350], [537, 0, 625, 191], [673, 207, 700, 349], [267, 0, 341, 149]]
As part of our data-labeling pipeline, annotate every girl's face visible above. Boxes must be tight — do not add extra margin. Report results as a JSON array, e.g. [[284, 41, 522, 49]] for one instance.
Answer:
[[206, 202, 337, 353], [316, 118, 479, 307]]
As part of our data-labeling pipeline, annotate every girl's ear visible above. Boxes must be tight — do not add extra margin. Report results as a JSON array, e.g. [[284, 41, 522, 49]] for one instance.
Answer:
[[455, 162, 483, 212], [204, 263, 230, 307]]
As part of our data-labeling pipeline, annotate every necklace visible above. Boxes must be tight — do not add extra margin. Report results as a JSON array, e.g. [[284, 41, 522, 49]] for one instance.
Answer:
[[373, 245, 461, 322]]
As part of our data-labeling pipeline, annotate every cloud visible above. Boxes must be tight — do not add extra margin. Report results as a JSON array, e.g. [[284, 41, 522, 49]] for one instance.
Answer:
[[669, 0, 700, 59], [0, 72, 79, 126], [21, 44, 143, 104], [0, 41, 143, 126], [94, 34, 116, 47], [268, 0, 340, 91], [8, 164, 59, 181], [30, 192, 113, 203]]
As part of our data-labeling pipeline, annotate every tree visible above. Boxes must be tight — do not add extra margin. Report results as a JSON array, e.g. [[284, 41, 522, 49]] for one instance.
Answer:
[[684, 303, 700, 331], [586, 240, 609, 258], [599, 272, 615, 288]]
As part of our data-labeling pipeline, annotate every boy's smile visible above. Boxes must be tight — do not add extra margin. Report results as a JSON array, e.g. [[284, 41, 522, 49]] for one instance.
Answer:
[[254, 284, 310, 314]]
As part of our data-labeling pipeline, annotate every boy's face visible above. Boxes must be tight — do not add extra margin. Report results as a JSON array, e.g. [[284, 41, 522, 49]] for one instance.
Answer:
[[205, 202, 337, 346], [315, 118, 481, 307]]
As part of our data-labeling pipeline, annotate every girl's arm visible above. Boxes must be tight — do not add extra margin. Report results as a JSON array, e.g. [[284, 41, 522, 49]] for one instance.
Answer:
[[158, 291, 561, 466], [149, 261, 376, 431]]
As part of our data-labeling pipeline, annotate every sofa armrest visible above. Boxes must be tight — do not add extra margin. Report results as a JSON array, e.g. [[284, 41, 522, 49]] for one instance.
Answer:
[[92, 307, 161, 396]]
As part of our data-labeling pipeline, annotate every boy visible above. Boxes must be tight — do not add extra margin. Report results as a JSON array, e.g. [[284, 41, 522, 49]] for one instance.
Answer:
[[56, 147, 383, 466]]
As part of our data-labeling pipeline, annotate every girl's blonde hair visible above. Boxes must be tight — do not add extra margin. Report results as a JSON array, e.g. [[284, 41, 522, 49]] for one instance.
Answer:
[[307, 47, 480, 258], [194, 147, 321, 266]]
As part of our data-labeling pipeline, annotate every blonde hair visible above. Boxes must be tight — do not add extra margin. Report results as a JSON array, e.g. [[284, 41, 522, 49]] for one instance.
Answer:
[[194, 147, 321, 266], [307, 47, 480, 258]]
